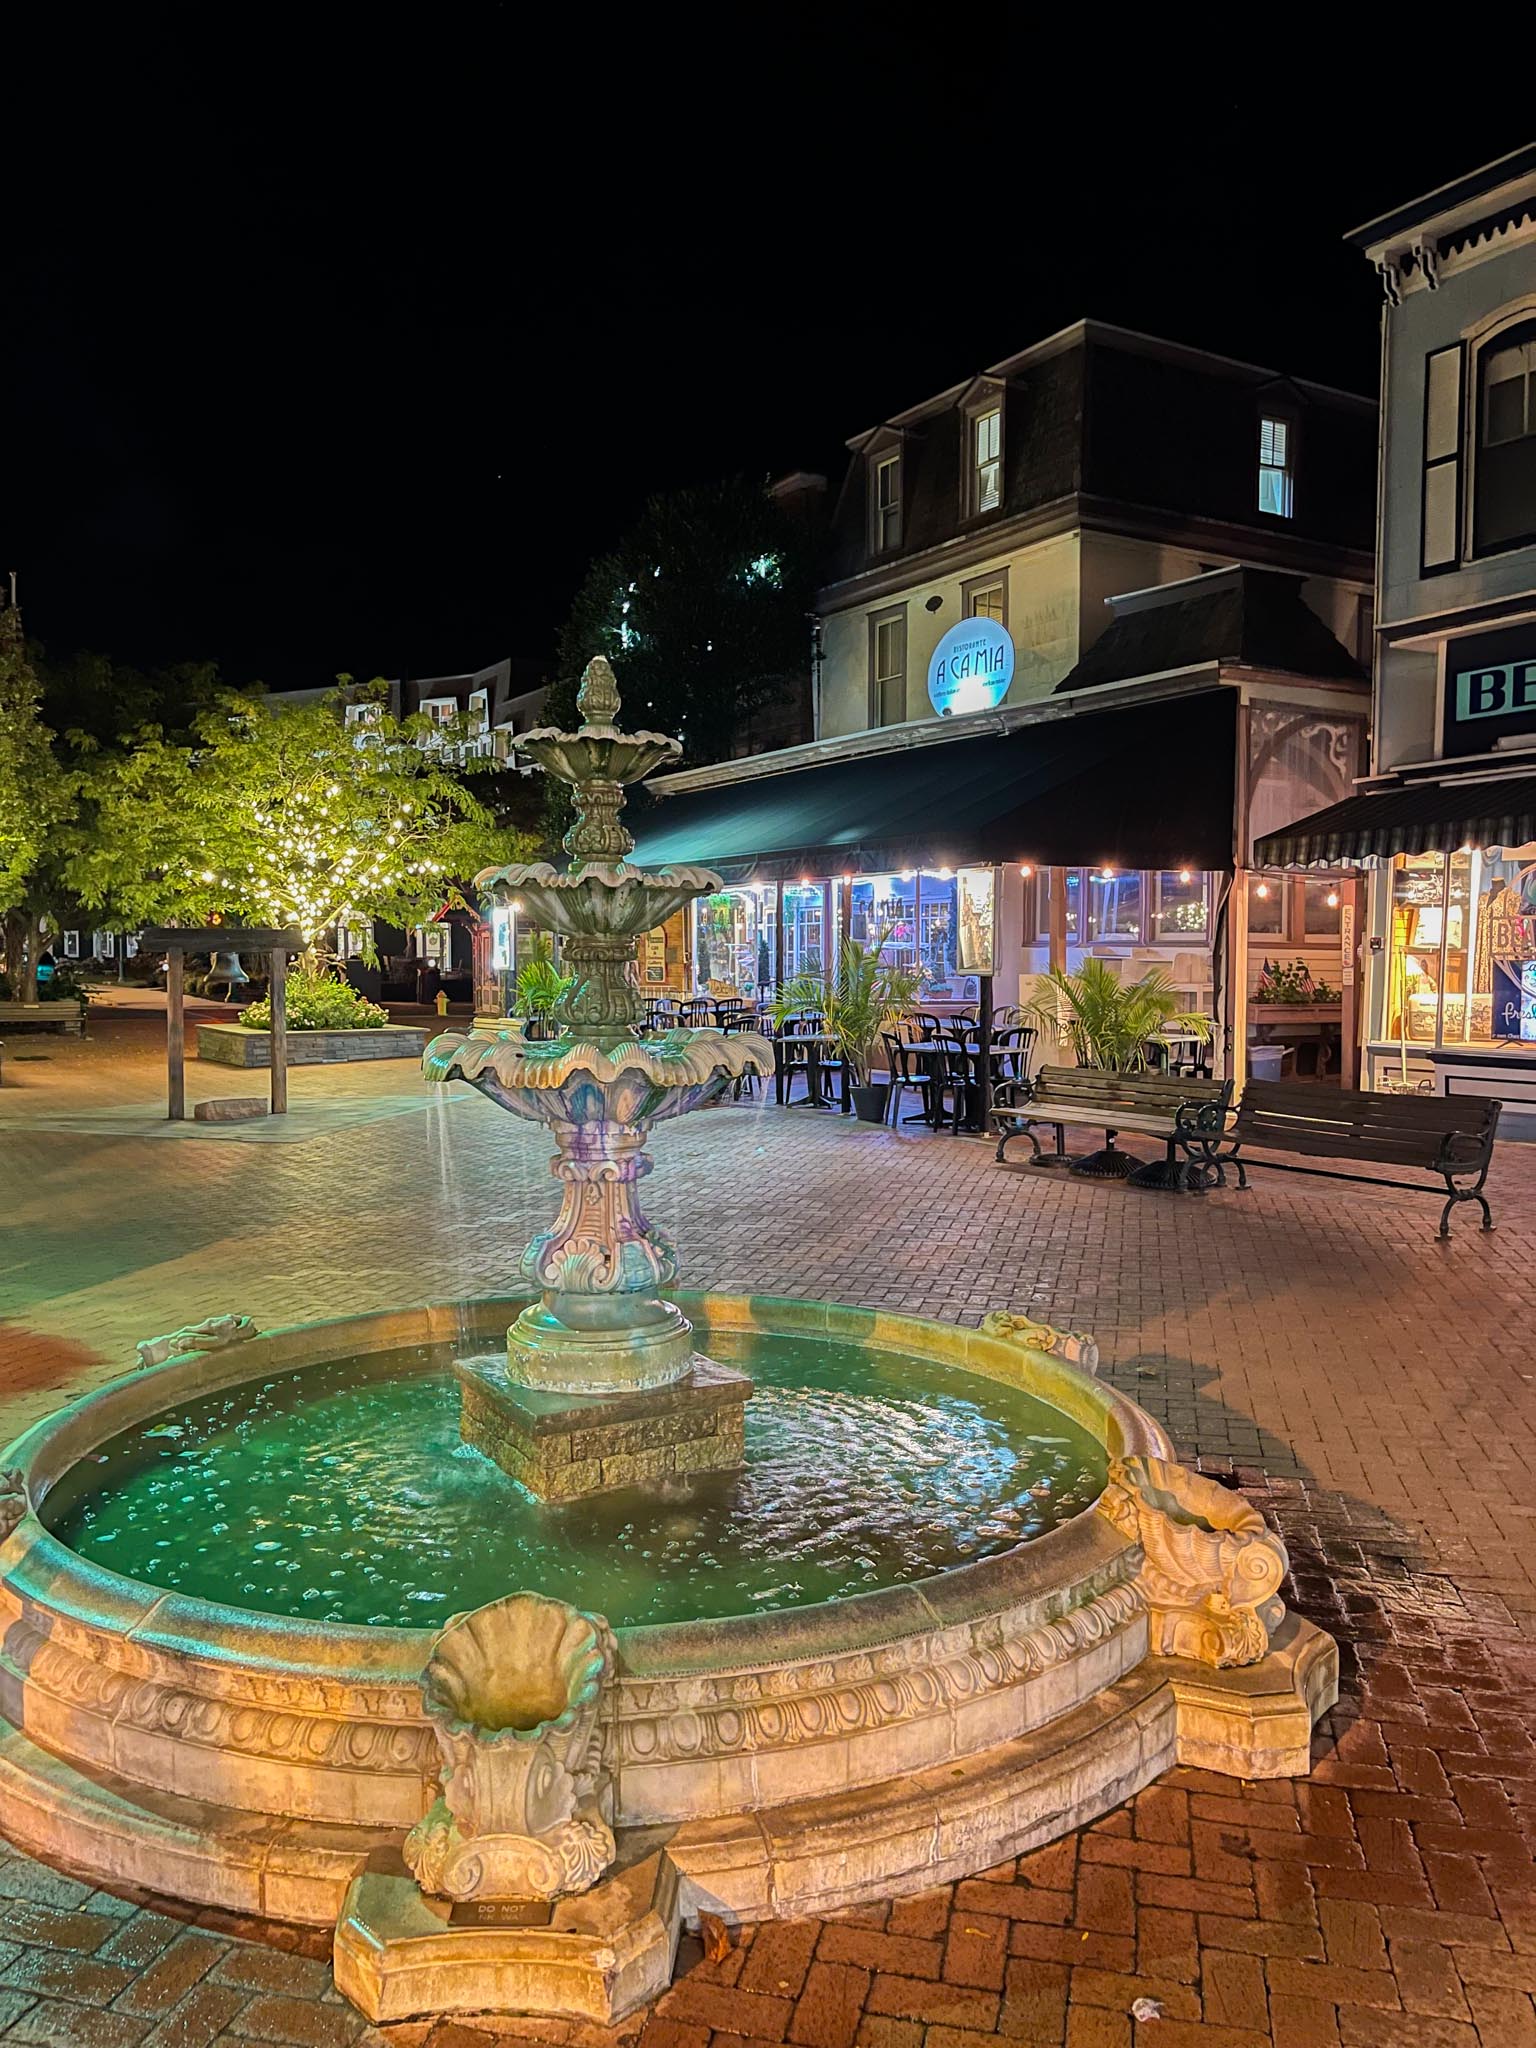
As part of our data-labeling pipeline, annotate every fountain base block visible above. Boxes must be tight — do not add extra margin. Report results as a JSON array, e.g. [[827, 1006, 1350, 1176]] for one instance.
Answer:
[[334, 1839, 679, 2025], [457, 1354, 750, 1502]]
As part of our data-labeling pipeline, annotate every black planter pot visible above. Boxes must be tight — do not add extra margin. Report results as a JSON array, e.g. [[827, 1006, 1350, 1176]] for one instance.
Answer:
[[851, 1082, 890, 1124]]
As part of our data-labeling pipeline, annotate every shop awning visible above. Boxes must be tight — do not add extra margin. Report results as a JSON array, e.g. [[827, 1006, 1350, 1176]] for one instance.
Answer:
[[629, 691, 1237, 880], [1254, 772, 1536, 867]]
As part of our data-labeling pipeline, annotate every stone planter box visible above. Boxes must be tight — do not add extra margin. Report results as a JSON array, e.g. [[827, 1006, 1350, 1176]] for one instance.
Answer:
[[196, 1023, 430, 1068]]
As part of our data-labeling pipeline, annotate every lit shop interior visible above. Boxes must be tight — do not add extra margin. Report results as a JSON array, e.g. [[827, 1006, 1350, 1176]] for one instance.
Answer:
[[1367, 845, 1536, 1094], [630, 686, 1366, 1082]]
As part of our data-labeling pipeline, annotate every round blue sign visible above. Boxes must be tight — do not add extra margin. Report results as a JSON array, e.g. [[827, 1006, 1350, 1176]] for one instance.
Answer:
[[926, 617, 1015, 718]]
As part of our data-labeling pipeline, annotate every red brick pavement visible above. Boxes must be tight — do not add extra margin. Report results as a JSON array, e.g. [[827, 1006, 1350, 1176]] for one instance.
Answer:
[[0, 1033, 1534, 2044]]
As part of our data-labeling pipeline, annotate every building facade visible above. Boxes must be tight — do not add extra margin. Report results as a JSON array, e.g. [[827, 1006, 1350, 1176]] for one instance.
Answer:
[[1257, 147, 1536, 1102], [816, 322, 1374, 740], [629, 327, 1375, 1083]]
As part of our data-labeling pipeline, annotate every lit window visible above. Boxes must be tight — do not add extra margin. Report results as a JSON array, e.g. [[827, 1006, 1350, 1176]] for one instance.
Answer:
[[971, 407, 1002, 515], [1088, 871, 1142, 939], [1475, 326, 1536, 555], [1258, 416, 1294, 518], [870, 610, 907, 727], [1248, 875, 1286, 936], [1153, 871, 1209, 938], [966, 578, 1006, 624], [872, 453, 902, 552]]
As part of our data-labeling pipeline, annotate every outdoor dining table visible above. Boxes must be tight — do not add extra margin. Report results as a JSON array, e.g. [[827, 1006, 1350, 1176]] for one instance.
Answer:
[[904, 1039, 1020, 1134], [776, 1031, 849, 1111]]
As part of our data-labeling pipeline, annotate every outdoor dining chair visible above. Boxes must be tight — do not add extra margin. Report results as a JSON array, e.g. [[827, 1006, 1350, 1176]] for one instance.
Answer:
[[882, 1031, 943, 1126]]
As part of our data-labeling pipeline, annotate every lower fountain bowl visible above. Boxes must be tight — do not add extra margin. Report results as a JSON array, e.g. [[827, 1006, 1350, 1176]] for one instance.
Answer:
[[0, 1293, 1336, 1936]]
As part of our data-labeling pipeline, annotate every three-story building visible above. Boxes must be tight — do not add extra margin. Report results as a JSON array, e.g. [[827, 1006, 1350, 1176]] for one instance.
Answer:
[[1257, 146, 1536, 1101], [634, 324, 1376, 1081]]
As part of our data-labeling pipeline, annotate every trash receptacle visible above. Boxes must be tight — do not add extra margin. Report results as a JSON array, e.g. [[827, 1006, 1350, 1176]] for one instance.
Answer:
[[1249, 1044, 1289, 1081]]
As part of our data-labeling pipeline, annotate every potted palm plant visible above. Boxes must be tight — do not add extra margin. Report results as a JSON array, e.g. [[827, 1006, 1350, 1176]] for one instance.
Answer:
[[514, 932, 574, 1042], [773, 930, 926, 1123], [1023, 958, 1212, 1071]]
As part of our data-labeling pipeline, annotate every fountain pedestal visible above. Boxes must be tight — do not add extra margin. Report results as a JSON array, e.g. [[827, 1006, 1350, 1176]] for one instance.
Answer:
[[458, 1354, 750, 1501]]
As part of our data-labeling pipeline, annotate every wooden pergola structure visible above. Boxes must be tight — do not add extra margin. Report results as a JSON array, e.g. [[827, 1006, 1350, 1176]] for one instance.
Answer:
[[141, 927, 304, 1120]]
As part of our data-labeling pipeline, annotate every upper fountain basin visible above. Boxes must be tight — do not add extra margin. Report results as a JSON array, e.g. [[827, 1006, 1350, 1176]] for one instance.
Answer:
[[425, 1024, 773, 1127], [476, 860, 723, 938], [515, 725, 681, 789]]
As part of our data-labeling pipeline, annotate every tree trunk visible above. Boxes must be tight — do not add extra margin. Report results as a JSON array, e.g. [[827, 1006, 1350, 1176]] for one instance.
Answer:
[[2, 910, 41, 1004]]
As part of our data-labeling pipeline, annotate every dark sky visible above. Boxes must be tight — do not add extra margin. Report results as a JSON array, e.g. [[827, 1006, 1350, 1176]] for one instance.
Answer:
[[3, 14, 1530, 692]]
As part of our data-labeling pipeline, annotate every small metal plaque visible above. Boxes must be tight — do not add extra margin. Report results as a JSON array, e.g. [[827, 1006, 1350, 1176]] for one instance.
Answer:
[[448, 1897, 554, 1928]]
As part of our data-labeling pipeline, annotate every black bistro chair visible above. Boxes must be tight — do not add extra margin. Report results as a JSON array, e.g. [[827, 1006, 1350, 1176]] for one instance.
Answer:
[[645, 1000, 682, 1034], [773, 1011, 826, 1105], [679, 998, 714, 1028], [882, 1031, 941, 1126], [990, 1025, 1036, 1084]]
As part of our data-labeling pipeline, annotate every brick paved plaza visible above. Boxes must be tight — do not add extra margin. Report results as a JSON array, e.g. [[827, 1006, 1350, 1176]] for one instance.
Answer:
[[2, 1015, 1535, 2047]]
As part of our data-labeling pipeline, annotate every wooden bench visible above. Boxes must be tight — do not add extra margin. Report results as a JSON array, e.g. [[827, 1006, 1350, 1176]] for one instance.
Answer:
[[0, 999, 84, 1035], [1204, 1080, 1501, 1239], [993, 1065, 1233, 1190]]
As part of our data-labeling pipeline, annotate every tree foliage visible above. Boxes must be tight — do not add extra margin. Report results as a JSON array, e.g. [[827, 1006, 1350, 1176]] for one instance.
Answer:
[[77, 684, 537, 965], [549, 475, 817, 780], [0, 611, 85, 999]]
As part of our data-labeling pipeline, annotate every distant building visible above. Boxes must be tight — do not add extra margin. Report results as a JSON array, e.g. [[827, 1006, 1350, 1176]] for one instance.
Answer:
[[1257, 145, 1536, 1099], [271, 656, 548, 763]]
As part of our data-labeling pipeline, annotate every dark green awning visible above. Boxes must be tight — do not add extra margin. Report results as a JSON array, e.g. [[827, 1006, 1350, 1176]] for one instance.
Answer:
[[1255, 773, 1536, 866], [630, 692, 1237, 880]]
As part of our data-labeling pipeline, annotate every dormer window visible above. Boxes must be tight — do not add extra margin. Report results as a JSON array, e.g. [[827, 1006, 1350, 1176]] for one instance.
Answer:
[[1258, 415, 1295, 518], [870, 451, 902, 552], [969, 405, 1002, 516]]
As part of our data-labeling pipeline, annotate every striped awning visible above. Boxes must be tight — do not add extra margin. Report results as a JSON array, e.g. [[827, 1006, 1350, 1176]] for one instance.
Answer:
[[1255, 773, 1536, 867]]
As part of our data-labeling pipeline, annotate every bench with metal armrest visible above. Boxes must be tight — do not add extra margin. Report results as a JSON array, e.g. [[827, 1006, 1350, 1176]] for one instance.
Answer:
[[1198, 1079, 1501, 1239], [992, 1065, 1233, 1189]]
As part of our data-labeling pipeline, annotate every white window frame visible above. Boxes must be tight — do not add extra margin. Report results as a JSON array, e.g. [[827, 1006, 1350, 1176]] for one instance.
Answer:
[[968, 403, 1003, 518], [62, 929, 81, 958], [1258, 414, 1295, 519], [870, 451, 902, 553], [962, 570, 1008, 626], [869, 607, 908, 727]]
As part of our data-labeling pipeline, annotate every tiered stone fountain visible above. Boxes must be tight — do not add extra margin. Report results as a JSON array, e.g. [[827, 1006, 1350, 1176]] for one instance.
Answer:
[[423, 655, 771, 1498], [0, 658, 1338, 2032]]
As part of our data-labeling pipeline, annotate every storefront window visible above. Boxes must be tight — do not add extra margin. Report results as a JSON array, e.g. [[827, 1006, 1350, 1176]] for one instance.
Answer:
[[848, 874, 918, 974], [1248, 876, 1285, 937], [1087, 870, 1142, 939], [1388, 845, 1536, 1045], [1153, 871, 1208, 938], [783, 883, 827, 981], [1302, 879, 1342, 938], [695, 887, 776, 995], [919, 871, 959, 984], [1062, 868, 1082, 941]]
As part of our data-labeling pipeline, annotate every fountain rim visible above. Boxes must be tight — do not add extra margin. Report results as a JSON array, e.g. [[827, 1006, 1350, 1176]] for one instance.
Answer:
[[0, 1291, 1171, 1684]]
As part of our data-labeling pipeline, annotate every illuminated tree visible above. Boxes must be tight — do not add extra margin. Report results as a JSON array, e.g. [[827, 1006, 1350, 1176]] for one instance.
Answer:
[[79, 684, 537, 968], [0, 606, 79, 1002]]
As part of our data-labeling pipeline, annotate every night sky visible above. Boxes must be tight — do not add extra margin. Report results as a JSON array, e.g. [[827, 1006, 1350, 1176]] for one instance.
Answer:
[[2, 17, 1530, 694]]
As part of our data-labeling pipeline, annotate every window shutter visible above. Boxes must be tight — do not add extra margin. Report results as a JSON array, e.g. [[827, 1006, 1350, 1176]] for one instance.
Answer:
[[1422, 345, 1463, 572]]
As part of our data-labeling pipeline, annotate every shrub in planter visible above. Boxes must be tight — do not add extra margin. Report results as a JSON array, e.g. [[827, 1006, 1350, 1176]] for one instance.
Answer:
[[242, 971, 388, 1032]]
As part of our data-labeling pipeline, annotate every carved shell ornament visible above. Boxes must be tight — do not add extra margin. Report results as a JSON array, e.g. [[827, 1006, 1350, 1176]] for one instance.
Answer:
[[421, 1594, 610, 1745]]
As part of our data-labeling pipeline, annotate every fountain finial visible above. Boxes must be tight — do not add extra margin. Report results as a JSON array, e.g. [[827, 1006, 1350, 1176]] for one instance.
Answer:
[[577, 656, 622, 728]]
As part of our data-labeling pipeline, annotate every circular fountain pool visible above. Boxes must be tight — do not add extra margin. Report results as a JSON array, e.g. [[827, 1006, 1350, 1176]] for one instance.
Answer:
[[0, 1292, 1330, 1935], [43, 1327, 1108, 1628]]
